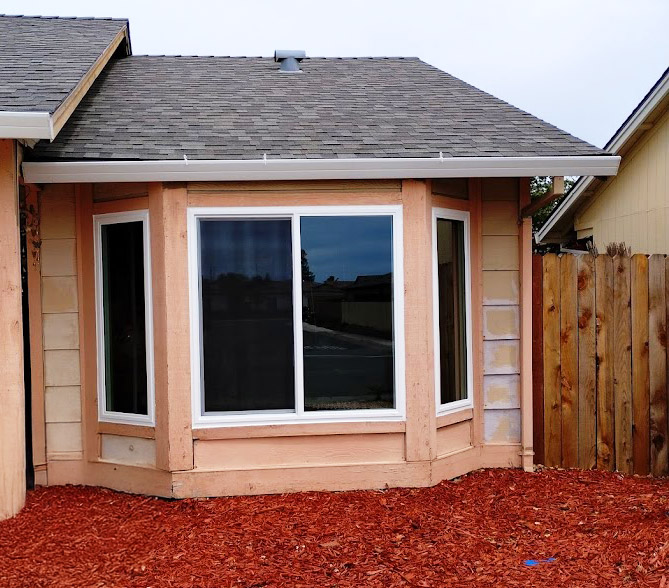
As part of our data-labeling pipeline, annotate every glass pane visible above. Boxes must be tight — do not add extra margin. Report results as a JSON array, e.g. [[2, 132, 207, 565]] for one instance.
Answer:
[[200, 219, 294, 412], [101, 221, 148, 415], [436, 218, 467, 404], [301, 216, 394, 411]]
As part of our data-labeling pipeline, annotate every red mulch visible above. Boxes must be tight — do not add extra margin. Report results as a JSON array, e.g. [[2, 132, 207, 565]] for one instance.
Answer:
[[1, 469, 669, 587]]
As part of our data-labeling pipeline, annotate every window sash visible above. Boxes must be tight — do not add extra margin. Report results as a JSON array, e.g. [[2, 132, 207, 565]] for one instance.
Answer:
[[94, 210, 155, 426], [188, 206, 405, 428], [432, 207, 474, 414]]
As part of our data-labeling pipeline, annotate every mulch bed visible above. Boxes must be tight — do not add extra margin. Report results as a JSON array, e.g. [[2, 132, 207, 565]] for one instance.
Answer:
[[2, 468, 669, 587]]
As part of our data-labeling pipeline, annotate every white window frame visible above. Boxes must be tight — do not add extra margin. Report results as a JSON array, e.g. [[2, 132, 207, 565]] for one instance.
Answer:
[[432, 207, 474, 415], [93, 210, 155, 426], [188, 205, 406, 428]]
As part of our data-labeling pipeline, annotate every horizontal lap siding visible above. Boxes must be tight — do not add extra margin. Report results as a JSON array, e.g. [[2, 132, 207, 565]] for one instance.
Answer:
[[40, 185, 83, 462], [481, 178, 521, 444]]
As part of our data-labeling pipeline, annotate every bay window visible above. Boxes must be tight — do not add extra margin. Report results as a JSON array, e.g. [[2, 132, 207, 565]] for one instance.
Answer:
[[189, 206, 404, 426], [94, 210, 155, 425], [432, 208, 473, 413]]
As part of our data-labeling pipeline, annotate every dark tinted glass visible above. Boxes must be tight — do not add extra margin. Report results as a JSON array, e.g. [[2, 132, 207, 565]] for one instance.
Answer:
[[436, 218, 467, 404], [101, 221, 148, 415], [200, 219, 295, 412], [300, 216, 394, 411]]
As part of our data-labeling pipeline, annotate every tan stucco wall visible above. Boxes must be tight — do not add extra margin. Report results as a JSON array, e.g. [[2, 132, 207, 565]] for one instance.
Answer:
[[40, 185, 83, 463], [575, 108, 669, 253], [481, 178, 521, 444]]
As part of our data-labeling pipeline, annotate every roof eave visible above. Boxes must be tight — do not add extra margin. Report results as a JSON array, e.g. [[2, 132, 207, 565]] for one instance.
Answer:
[[0, 111, 53, 140], [23, 154, 621, 184], [537, 68, 669, 244]]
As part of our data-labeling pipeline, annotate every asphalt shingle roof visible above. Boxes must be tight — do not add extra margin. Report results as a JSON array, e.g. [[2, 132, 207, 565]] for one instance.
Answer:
[[0, 15, 128, 113], [31, 55, 606, 161]]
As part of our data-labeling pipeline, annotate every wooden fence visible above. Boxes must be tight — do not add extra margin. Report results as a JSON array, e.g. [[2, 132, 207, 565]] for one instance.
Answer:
[[533, 252, 669, 476]]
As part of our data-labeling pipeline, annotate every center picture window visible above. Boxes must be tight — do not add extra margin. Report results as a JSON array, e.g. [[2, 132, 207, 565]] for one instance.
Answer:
[[190, 207, 404, 425]]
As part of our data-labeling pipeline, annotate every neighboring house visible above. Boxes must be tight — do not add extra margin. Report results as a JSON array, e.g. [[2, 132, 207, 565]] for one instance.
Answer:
[[0, 15, 620, 520], [538, 67, 669, 251]]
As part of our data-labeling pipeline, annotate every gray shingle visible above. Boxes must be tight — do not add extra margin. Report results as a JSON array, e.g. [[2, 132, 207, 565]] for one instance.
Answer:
[[0, 15, 128, 113], [31, 55, 606, 161]]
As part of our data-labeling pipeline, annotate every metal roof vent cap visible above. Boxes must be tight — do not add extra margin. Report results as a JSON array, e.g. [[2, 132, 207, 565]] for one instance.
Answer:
[[274, 50, 306, 73]]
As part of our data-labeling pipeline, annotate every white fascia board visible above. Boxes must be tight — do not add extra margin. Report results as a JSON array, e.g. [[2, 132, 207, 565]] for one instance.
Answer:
[[0, 111, 54, 140], [535, 174, 595, 243], [606, 71, 669, 153], [23, 155, 620, 184]]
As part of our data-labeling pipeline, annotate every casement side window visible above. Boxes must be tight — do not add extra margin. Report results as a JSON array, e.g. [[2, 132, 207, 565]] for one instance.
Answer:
[[189, 206, 405, 427], [94, 211, 155, 425], [432, 208, 473, 414]]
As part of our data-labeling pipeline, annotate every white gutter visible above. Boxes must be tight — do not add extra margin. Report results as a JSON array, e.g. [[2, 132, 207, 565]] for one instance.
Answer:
[[0, 111, 54, 140], [23, 155, 620, 184]]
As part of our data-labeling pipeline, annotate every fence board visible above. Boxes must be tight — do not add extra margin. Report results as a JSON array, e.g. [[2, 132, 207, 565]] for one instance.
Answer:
[[560, 254, 579, 468], [649, 255, 667, 476], [577, 255, 596, 469], [595, 255, 615, 470], [532, 254, 545, 465], [613, 255, 633, 474], [542, 253, 561, 467], [631, 254, 650, 475]]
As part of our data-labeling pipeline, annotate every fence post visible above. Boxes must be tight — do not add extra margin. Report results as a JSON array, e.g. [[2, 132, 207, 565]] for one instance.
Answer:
[[649, 255, 667, 476], [532, 254, 545, 465], [543, 253, 561, 467], [577, 255, 596, 469]]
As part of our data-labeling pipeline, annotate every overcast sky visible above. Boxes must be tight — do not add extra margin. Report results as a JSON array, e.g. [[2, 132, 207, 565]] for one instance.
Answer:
[[5, 0, 668, 147]]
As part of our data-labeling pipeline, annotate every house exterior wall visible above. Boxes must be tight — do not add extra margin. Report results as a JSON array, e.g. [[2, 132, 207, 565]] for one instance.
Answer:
[[38, 185, 83, 469], [481, 179, 522, 445], [574, 108, 669, 253], [31, 177, 529, 497]]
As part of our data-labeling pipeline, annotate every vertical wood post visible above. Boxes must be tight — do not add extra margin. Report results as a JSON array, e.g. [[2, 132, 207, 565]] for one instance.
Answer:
[[402, 179, 436, 463], [542, 253, 561, 467], [531, 254, 544, 465], [518, 179, 534, 471], [613, 254, 633, 474], [560, 254, 578, 467], [649, 255, 667, 476], [631, 254, 650, 475], [0, 139, 25, 519], [577, 255, 596, 469], [595, 255, 615, 470], [150, 183, 194, 472]]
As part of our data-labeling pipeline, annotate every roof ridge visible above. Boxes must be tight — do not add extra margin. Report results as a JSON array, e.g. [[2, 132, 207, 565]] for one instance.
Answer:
[[0, 14, 128, 22]]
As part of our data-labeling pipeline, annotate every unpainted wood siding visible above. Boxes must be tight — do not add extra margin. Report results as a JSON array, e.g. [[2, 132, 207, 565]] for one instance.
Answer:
[[40, 184, 83, 461], [481, 178, 521, 444], [575, 108, 669, 253]]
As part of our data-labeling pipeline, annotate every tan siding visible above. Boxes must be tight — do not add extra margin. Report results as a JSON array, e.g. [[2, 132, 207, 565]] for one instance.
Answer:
[[39, 185, 83, 462], [481, 178, 521, 444], [576, 108, 669, 253]]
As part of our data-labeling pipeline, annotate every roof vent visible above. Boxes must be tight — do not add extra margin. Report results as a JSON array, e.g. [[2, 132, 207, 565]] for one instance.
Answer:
[[274, 50, 306, 73]]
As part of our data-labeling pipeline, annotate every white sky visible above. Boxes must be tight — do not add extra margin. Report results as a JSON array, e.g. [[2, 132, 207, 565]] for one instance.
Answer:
[[5, 0, 668, 147]]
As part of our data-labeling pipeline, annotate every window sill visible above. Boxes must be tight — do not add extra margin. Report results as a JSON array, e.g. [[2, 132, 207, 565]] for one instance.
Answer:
[[193, 420, 406, 440], [436, 408, 473, 429], [98, 421, 156, 439]]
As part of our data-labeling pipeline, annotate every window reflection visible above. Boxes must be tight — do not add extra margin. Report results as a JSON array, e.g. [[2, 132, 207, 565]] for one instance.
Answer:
[[436, 218, 467, 404], [101, 221, 148, 415], [199, 219, 295, 413], [300, 216, 395, 411]]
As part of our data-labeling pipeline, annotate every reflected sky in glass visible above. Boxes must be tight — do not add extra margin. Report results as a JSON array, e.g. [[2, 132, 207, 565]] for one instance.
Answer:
[[199, 219, 292, 282], [300, 216, 392, 282]]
